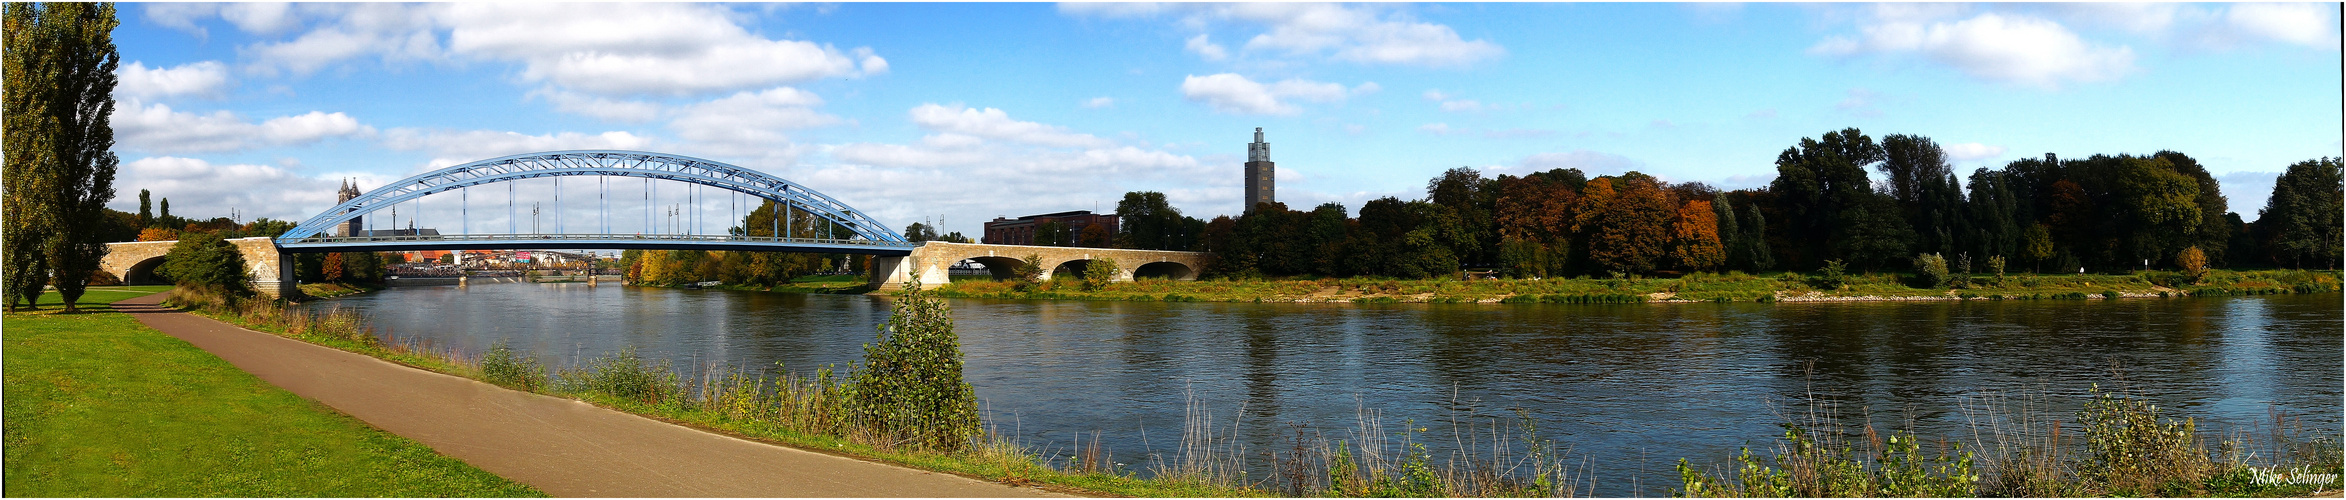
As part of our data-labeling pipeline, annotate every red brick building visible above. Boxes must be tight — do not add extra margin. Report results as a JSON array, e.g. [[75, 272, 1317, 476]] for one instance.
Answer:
[[983, 210, 1119, 247]]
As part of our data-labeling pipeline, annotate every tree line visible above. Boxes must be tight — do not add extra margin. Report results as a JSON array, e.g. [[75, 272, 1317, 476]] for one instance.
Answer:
[[1179, 127, 2342, 280], [620, 200, 866, 286]]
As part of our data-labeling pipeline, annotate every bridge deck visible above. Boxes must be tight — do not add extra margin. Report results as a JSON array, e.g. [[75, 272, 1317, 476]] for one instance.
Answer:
[[276, 234, 915, 255]]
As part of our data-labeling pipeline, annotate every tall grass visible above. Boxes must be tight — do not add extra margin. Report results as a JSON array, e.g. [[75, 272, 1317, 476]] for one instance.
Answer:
[[1127, 388, 1596, 497], [1679, 384, 2345, 498]]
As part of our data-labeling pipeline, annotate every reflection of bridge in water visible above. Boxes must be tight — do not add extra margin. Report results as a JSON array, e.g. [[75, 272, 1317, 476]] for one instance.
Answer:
[[101, 150, 1206, 296]]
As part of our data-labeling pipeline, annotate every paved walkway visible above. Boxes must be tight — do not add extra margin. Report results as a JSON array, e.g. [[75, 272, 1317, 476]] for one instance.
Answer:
[[115, 293, 1064, 498]]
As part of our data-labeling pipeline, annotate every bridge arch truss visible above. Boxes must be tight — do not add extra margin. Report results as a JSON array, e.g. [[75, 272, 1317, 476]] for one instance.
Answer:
[[276, 150, 911, 254]]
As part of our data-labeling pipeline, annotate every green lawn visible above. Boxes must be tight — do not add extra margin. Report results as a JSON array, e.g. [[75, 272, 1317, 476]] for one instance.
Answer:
[[3, 287, 543, 497]]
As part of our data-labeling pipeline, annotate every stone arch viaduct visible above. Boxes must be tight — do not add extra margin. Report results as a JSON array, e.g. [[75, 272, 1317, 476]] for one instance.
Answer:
[[100, 238, 292, 296], [870, 241, 1209, 290]]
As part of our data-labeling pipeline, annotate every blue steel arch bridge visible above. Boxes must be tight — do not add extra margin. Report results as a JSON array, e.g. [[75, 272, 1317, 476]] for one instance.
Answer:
[[274, 150, 913, 255]]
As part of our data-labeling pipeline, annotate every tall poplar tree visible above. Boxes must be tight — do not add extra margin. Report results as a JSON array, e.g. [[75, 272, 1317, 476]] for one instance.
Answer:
[[3, 3, 57, 310], [39, 2, 120, 311]]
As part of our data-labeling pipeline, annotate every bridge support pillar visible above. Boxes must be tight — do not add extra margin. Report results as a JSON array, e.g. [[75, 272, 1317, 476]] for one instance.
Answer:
[[869, 255, 911, 291], [268, 254, 298, 299]]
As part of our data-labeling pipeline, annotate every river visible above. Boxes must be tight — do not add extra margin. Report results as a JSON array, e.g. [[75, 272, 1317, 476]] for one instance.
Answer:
[[308, 283, 2343, 496]]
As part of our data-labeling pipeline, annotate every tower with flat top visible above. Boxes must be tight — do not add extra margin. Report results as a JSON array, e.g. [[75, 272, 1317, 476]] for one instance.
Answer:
[[1244, 127, 1274, 212]]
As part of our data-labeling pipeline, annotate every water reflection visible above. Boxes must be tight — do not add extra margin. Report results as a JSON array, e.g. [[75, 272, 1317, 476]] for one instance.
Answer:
[[314, 285, 2342, 496]]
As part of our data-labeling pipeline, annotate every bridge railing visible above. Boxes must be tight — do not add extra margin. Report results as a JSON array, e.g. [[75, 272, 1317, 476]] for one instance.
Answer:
[[277, 233, 917, 248]]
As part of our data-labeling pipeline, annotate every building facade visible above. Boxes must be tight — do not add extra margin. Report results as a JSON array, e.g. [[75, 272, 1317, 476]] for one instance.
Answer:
[[982, 210, 1121, 247], [1244, 127, 1274, 212]]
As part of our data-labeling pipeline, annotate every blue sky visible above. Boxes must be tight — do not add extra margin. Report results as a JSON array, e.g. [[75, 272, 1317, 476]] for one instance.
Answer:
[[107, 2, 2341, 237]]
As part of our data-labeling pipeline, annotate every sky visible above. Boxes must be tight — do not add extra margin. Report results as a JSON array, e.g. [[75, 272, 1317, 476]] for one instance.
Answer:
[[105, 2, 2342, 238]]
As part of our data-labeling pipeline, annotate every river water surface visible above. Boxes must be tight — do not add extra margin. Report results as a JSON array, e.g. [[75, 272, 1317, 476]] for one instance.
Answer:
[[311, 284, 2342, 496]]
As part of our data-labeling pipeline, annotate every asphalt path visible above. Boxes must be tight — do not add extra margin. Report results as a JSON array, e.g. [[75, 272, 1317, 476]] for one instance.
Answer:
[[115, 293, 1065, 498]]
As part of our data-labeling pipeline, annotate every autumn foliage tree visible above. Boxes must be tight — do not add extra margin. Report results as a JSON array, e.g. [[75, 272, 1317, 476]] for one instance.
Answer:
[[1673, 199, 1725, 271], [1578, 175, 1675, 275]]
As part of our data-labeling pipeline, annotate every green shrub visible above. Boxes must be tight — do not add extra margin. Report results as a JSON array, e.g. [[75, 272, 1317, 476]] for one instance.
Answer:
[[161, 232, 251, 296], [1809, 260, 1849, 290], [1082, 257, 1119, 291], [2076, 387, 2218, 496], [1013, 254, 1044, 291], [557, 347, 681, 405], [1911, 253, 1950, 288], [841, 275, 980, 452], [479, 342, 547, 391]]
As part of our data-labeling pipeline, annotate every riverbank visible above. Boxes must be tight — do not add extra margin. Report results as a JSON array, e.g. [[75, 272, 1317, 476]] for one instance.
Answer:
[[299, 282, 379, 299], [177, 286, 1241, 497], [1, 287, 540, 497], [245, 282, 2341, 497], [926, 269, 2342, 304]]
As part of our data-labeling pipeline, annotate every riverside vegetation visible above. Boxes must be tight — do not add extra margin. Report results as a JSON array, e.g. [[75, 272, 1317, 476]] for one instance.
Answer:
[[1674, 385, 2343, 498], [930, 266, 2341, 304]]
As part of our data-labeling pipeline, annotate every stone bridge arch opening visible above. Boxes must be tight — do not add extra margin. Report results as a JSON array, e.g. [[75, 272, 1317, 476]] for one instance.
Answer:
[[122, 256, 170, 285], [1132, 261, 1195, 281], [949, 256, 1027, 281], [1051, 259, 1101, 280]]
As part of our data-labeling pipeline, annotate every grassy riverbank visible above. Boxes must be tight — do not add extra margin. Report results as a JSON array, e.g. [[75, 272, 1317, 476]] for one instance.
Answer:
[[930, 269, 2343, 304], [179, 282, 2344, 498], [2, 287, 541, 497], [691, 273, 877, 294], [1676, 388, 2343, 498], [180, 286, 1245, 497], [298, 281, 378, 299]]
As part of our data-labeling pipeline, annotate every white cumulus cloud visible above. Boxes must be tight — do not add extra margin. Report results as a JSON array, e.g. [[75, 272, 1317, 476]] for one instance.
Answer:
[[2220, 3, 2342, 49], [1943, 142, 2008, 162], [108, 156, 348, 221], [1179, 73, 1370, 116], [1185, 34, 1230, 61], [666, 87, 840, 160], [228, 3, 886, 97], [381, 128, 653, 168], [115, 61, 231, 99], [112, 98, 375, 153], [1068, 3, 1502, 68], [1811, 12, 2135, 89], [908, 104, 1112, 148]]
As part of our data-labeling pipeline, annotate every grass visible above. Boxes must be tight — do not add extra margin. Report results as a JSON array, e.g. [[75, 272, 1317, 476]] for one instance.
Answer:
[[691, 274, 877, 294], [2, 286, 542, 497], [926, 269, 2343, 304], [1675, 384, 2343, 498], [297, 281, 378, 299]]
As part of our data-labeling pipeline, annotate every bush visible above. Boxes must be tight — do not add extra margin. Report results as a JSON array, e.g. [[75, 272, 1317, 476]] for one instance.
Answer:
[[842, 275, 980, 451], [1012, 254, 1044, 291], [479, 342, 547, 391], [1082, 257, 1119, 291], [2174, 246, 2209, 285], [161, 231, 251, 296], [1809, 260, 1849, 290], [1986, 256, 2007, 285], [557, 347, 680, 405], [2077, 387, 2218, 496], [1911, 253, 1950, 288]]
